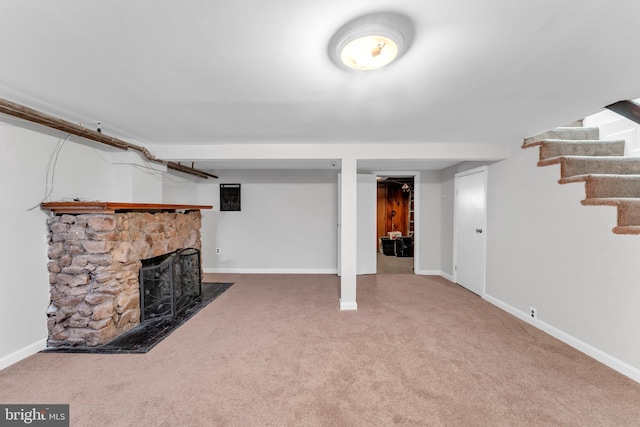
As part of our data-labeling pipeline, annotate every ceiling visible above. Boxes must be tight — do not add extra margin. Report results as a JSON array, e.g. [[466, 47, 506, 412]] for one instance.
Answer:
[[1, 1, 640, 171]]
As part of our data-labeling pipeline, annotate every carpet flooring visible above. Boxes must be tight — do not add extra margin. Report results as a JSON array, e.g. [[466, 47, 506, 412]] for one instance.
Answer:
[[376, 252, 414, 274], [2, 273, 640, 426]]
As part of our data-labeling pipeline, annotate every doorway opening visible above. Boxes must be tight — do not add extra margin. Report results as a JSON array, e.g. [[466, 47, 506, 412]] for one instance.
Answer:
[[376, 175, 415, 274]]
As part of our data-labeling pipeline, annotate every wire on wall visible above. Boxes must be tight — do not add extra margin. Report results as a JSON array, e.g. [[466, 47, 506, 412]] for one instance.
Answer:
[[25, 134, 197, 212], [91, 146, 201, 186], [26, 133, 72, 211]]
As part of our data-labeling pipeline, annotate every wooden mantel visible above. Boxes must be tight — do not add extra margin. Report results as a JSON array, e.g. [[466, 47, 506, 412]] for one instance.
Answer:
[[40, 201, 213, 214]]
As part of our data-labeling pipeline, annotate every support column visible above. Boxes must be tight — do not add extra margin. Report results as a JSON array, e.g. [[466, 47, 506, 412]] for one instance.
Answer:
[[340, 156, 358, 310]]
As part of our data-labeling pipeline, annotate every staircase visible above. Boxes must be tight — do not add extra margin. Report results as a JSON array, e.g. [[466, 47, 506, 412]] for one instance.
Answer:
[[523, 125, 640, 235]]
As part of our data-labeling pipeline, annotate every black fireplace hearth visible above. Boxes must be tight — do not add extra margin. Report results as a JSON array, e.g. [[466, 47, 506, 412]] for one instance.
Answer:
[[42, 281, 233, 354]]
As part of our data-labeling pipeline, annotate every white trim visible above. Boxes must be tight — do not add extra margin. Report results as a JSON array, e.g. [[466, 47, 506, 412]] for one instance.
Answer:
[[415, 269, 443, 276], [0, 339, 46, 371], [416, 270, 454, 281], [339, 299, 358, 310], [483, 293, 640, 384], [440, 272, 455, 282], [204, 268, 338, 275]]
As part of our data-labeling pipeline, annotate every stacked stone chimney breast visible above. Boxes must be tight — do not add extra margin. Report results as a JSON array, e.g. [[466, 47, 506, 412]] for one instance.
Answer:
[[46, 210, 202, 347]]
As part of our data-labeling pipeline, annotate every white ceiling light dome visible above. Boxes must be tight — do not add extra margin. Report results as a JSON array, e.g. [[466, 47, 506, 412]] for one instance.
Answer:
[[329, 12, 414, 71]]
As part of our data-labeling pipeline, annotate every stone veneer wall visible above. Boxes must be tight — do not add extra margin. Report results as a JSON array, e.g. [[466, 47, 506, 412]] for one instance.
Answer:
[[46, 210, 202, 347]]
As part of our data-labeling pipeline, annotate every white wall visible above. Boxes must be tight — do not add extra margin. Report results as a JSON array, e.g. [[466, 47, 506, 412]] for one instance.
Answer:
[[0, 120, 165, 368], [201, 169, 338, 273], [0, 122, 54, 367], [114, 151, 166, 203], [416, 171, 442, 274], [485, 143, 640, 379], [197, 168, 448, 276], [163, 172, 216, 206]]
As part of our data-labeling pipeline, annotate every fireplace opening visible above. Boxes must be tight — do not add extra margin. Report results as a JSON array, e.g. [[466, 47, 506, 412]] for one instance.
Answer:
[[139, 248, 202, 322]]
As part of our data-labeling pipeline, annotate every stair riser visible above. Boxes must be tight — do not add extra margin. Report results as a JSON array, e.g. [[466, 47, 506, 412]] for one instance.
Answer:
[[618, 202, 640, 226], [585, 179, 640, 199], [561, 159, 640, 178], [540, 141, 625, 160]]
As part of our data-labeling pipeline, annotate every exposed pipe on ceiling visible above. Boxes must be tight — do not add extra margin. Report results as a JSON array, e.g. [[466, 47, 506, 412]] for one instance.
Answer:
[[0, 97, 218, 179]]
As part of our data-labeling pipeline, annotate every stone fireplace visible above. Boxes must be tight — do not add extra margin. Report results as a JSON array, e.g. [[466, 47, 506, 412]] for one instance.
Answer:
[[41, 202, 211, 348]]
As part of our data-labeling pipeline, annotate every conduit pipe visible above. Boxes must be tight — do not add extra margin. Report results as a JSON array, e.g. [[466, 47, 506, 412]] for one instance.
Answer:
[[0, 97, 217, 179]]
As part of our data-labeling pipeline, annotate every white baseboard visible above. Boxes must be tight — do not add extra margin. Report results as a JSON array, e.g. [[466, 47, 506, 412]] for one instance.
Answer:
[[203, 268, 338, 275], [415, 270, 455, 282], [339, 299, 358, 310], [483, 293, 640, 384], [440, 272, 454, 282], [414, 269, 441, 275], [0, 339, 46, 371]]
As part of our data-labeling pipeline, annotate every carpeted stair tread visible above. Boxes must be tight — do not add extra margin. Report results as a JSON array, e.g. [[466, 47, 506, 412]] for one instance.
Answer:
[[522, 127, 599, 146], [612, 225, 640, 235], [537, 156, 640, 177], [581, 197, 640, 207], [559, 174, 640, 198], [534, 140, 625, 160], [538, 155, 633, 167], [523, 125, 640, 235]]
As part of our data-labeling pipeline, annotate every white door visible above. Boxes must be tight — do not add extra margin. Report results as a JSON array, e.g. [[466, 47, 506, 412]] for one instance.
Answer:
[[337, 173, 377, 275], [454, 168, 487, 295]]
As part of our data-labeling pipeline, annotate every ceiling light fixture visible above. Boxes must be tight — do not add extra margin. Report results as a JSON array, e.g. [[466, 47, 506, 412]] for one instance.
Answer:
[[329, 12, 414, 71]]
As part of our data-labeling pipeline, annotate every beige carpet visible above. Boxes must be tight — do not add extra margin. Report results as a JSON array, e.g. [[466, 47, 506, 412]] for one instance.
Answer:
[[2, 273, 640, 426], [376, 252, 414, 274]]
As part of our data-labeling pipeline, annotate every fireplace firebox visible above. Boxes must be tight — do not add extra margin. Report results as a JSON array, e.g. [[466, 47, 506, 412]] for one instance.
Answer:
[[139, 248, 202, 322]]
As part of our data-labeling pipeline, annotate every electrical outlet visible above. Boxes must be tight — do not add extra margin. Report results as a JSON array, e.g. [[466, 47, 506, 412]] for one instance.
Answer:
[[529, 306, 537, 319], [216, 248, 221, 254]]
